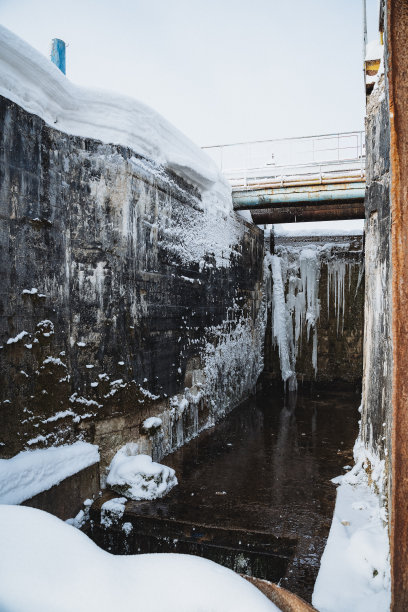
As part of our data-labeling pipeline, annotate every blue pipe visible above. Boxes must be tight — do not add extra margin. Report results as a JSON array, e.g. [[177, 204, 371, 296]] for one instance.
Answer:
[[51, 39, 66, 74]]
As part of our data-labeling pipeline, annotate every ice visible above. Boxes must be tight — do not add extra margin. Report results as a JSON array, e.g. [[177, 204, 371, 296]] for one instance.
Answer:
[[267, 241, 355, 385], [327, 259, 349, 335], [270, 255, 294, 385], [0, 441, 99, 504], [106, 443, 177, 501], [268, 246, 321, 388], [0, 505, 278, 612]]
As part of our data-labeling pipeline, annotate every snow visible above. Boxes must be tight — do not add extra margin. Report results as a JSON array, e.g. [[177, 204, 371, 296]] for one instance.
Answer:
[[6, 330, 29, 344], [0, 442, 99, 505], [142, 417, 163, 431], [0, 25, 231, 215], [0, 505, 278, 612], [22, 288, 38, 295], [106, 443, 177, 500], [366, 39, 383, 61], [100, 497, 127, 528], [313, 438, 390, 612], [271, 220, 364, 237]]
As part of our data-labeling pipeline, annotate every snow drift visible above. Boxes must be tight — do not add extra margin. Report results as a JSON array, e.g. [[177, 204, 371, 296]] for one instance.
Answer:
[[0, 25, 231, 213], [0, 505, 278, 612]]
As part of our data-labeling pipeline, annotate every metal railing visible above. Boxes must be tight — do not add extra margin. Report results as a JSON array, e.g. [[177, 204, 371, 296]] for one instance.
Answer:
[[203, 131, 365, 190]]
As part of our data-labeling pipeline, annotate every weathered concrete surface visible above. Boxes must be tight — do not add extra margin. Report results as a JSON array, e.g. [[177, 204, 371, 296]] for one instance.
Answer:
[[21, 462, 99, 520], [387, 0, 408, 608], [0, 95, 265, 480], [263, 235, 364, 385], [362, 74, 392, 486]]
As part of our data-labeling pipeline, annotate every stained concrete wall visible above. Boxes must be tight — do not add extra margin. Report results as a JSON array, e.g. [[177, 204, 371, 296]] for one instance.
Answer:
[[361, 73, 392, 486], [263, 235, 364, 385], [0, 95, 265, 478]]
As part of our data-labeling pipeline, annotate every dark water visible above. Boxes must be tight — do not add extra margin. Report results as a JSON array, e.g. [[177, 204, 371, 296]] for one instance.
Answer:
[[122, 384, 359, 601]]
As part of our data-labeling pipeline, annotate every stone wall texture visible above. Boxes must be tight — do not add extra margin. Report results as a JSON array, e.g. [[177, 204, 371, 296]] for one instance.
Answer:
[[0, 96, 265, 476]]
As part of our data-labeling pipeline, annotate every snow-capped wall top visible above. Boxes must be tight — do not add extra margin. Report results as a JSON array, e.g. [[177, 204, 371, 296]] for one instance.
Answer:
[[365, 39, 383, 62], [0, 26, 231, 213]]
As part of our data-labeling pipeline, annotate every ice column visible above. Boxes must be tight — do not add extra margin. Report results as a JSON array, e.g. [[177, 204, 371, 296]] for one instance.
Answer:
[[270, 246, 322, 387]]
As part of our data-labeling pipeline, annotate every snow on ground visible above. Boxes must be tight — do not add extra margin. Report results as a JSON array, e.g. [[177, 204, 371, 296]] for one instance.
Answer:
[[0, 442, 99, 504], [0, 26, 231, 214], [312, 439, 390, 612], [271, 219, 364, 236], [106, 443, 177, 500], [0, 505, 278, 612]]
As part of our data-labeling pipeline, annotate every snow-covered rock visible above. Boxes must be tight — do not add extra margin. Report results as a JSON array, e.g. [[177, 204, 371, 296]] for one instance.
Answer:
[[0, 505, 278, 612], [106, 443, 177, 500]]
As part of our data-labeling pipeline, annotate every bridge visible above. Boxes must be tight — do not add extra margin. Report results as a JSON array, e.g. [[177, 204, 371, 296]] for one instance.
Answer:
[[203, 131, 365, 223]]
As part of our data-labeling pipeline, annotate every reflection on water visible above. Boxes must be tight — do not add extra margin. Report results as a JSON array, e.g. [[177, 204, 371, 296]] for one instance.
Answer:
[[131, 384, 360, 601]]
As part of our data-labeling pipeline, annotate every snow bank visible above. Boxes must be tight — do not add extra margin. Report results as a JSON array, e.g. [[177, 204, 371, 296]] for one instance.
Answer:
[[0, 442, 99, 505], [0, 26, 231, 214], [0, 505, 278, 612], [313, 439, 390, 612], [106, 443, 177, 500]]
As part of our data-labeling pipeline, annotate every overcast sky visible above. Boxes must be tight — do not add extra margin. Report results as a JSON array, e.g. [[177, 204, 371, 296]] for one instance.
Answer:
[[1, 0, 380, 147]]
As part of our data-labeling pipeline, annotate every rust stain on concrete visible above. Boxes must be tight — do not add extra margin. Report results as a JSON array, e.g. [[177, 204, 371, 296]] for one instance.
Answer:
[[388, 0, 408, 609]]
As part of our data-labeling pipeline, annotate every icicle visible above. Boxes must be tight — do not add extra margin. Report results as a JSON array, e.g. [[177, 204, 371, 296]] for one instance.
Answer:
[[271, 255, 295, 385]]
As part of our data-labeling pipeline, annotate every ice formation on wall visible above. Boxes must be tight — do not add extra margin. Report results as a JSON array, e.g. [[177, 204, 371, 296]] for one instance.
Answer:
[[267, 243, 353, 388]]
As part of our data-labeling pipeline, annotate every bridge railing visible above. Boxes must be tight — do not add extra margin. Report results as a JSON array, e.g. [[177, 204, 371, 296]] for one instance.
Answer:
[[202, 131, 365, 189]]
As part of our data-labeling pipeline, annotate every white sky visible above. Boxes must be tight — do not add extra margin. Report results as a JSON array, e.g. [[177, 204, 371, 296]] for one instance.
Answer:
[[1, 0, 380, 148]]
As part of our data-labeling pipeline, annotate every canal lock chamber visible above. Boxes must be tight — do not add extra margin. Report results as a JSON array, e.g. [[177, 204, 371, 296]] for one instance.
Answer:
[[87, 229, 364, 604]]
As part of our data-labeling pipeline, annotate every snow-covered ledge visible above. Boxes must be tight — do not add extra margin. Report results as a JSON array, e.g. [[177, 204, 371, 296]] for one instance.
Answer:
[[0, 442, 99, 505]]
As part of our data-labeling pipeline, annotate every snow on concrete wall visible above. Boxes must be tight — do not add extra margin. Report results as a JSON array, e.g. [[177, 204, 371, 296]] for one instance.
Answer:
[[0, 29, 265, 479]]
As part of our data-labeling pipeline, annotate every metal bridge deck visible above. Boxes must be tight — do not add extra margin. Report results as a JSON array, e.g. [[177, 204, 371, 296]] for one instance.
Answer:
[[203, 131, 366, 223]]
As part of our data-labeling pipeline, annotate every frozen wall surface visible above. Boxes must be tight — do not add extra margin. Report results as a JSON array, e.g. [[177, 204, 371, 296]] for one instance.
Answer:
[[362, 69, 392, 500], [0, 28, 265, 478], [264, 234, 364, 387]]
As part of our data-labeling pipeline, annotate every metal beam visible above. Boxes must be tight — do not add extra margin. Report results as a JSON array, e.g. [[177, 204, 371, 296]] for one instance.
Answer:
[[250, 201, 364, 224]]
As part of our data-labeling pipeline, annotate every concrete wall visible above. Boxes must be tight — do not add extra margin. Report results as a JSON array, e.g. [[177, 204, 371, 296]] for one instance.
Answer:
[[362, 73, 392, 488], [0, 95, 265, 478], [263, 234, 364, 385]]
